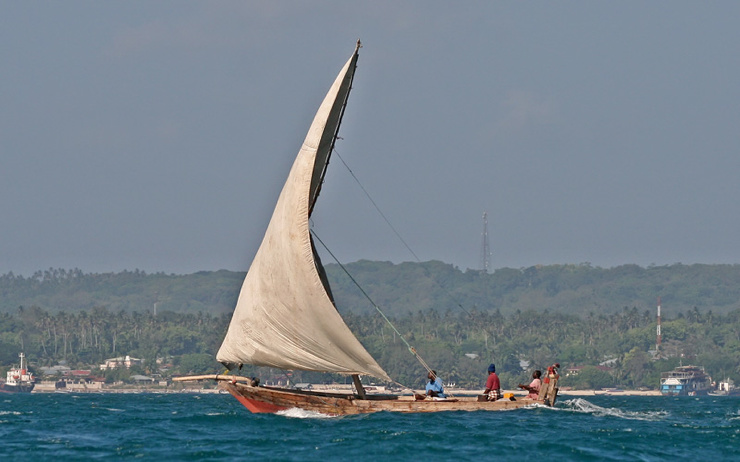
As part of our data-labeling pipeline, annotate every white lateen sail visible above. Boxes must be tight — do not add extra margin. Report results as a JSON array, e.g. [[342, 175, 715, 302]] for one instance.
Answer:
[[216, 42, 391, 382]]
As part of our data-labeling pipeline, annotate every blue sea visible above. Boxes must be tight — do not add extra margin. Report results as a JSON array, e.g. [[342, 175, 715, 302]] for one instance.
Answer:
[[1, 393, 738, 461]]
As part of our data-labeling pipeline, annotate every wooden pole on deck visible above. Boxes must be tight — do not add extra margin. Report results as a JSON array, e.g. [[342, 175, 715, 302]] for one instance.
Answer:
[[351, 374, 366, 399]]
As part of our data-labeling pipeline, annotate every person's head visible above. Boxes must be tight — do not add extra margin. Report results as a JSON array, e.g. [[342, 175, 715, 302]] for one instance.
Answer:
[[428, 370, 436, 381], [533, 370, 541, 379], [554, 363, 560, 369], [488, 363, 496, 374]]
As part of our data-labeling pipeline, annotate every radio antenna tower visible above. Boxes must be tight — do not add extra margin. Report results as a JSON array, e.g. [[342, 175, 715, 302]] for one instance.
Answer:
[[656, 296, 662, 355], [480, 212, 491, 272]]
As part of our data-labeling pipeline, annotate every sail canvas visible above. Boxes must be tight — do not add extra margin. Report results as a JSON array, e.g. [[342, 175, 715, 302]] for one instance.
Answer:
[[216, 44, 391, 382], [176, 43, 556, 414]]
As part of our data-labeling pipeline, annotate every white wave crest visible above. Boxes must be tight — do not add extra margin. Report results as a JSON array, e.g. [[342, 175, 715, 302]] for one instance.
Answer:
[[276, 408, 337, 419], [556, 398, 668, 421]]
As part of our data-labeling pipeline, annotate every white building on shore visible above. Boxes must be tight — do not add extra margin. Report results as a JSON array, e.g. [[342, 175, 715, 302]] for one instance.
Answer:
[[99, 355, 142, 370]]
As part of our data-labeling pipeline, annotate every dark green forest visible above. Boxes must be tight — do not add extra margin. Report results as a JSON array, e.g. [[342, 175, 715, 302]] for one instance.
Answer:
[[2, 262, 740, 390], [4, 261, 740, 317]]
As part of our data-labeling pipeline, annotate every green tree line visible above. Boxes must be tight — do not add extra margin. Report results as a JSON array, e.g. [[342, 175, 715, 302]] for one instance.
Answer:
[[4, 262, 740, 319], [2, 303, 739, 391]]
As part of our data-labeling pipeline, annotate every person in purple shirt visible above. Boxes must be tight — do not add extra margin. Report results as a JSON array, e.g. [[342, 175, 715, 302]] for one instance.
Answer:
[[425, 370, 446, 398]]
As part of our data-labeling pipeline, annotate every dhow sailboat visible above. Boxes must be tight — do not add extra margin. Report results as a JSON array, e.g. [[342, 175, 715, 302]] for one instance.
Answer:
[[176, 42, 558, 415]]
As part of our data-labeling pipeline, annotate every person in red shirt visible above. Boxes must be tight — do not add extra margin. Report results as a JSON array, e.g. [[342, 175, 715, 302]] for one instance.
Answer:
[[483, 363, 501, 401]]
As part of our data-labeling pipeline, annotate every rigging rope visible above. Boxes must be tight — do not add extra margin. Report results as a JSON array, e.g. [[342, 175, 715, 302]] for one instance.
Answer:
[[310, 229, 435, 376], [334, 149, 473, 318], [327, 149, 495, 396], [325, 149, 502, 397], [333, 151, 421, 262]]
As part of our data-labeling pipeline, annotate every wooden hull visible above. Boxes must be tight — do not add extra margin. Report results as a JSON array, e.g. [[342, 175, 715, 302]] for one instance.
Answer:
[[219, 381, 548, 415]]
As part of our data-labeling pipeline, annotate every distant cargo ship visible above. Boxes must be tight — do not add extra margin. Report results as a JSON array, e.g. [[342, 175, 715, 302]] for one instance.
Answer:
[[660, 365, 711, 396], [0, 353, 35, 393]]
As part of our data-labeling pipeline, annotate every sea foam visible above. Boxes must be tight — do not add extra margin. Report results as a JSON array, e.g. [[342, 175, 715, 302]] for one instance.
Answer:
[[557, 398, 668, 421]]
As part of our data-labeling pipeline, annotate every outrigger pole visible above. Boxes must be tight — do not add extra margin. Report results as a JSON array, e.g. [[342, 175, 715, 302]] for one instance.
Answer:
[[176, 373, 371, 401]]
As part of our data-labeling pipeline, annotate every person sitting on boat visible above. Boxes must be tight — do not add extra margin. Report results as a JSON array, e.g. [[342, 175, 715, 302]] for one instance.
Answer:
[[483, 363, 501, 401], [425, 370, 446, 398], [518, 370, 542, 399]]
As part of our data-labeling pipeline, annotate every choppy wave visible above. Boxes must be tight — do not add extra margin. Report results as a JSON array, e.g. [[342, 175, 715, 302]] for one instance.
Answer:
[[276, 407, 338, 419], [2, 393, 738, 460], [557, 398, 668, 421]]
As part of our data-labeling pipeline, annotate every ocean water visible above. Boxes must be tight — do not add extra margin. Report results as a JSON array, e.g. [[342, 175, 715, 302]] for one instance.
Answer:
[[1, 393, 739, 461]]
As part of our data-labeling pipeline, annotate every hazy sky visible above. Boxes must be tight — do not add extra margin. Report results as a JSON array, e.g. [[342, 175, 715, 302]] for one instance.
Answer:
[[2, 1, 739, 276]]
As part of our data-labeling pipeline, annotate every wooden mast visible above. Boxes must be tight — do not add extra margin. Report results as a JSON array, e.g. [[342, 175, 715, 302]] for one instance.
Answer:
[[351, 374, 366, 399]]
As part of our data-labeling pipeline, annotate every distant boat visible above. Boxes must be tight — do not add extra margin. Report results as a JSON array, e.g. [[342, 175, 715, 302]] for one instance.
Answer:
[[175, 42, 559, 415], [708, 378, 740, 396], [660, 365, 711, 396], [1, 353, 35, 393]]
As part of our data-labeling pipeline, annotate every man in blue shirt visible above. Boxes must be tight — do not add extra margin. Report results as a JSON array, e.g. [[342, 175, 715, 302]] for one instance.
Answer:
[[425, 370, 446, 398]]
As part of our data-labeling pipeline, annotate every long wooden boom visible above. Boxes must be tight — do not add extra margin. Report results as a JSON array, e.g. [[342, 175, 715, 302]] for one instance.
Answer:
[[172, 374, 255, 382]]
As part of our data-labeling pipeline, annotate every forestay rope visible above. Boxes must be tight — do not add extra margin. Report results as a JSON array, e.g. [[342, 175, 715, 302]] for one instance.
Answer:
[[318, 148, 481, 396], [309, 229, 435, 377], [333, 150, 421, 262], [333, 151, 472, 318]]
